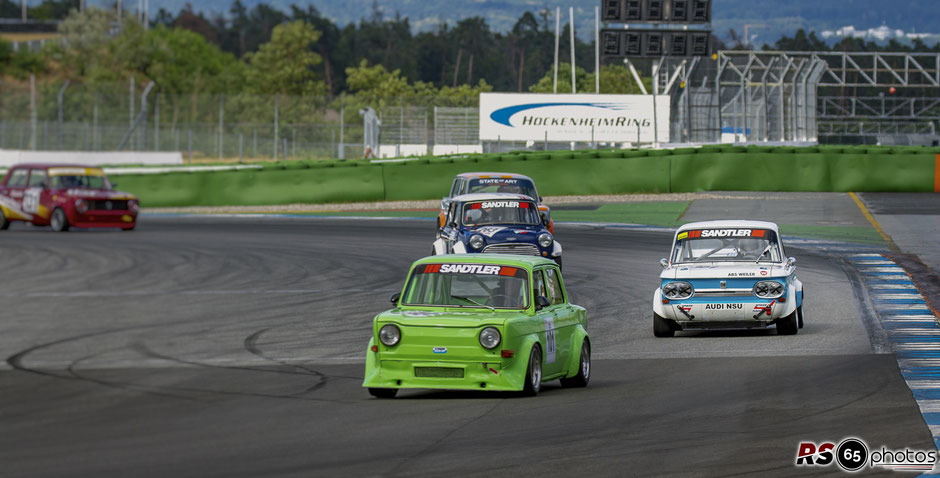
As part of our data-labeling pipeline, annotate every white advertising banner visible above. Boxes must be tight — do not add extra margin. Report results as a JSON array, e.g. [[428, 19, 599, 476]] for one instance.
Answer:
[[479, 93, 670, 143]]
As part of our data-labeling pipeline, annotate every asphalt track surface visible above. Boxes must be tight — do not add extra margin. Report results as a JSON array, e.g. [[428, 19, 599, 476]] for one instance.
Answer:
[[1, 217, 933, 477]]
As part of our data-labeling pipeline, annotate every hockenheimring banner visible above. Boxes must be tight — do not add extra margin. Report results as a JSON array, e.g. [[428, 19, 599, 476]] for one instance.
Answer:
[[479, 93, 670, 143]]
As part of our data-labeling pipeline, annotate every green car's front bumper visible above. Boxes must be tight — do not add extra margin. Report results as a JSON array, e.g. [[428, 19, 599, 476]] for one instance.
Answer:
[[362, 339, 531, 392]]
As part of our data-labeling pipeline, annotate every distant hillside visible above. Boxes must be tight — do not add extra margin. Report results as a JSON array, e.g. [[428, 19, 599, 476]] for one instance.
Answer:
[[141, 0, 940, 46]]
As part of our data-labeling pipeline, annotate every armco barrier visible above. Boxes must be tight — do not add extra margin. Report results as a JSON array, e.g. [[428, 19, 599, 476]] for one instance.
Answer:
[[110, 146, 940, 207], [0, 150, 183, 167]]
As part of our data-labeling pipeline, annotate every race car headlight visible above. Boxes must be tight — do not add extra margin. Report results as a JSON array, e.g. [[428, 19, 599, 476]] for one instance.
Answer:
[[74, 198, 88, 214], [469, 234, 485, 250], [538, 233, 553, 248], [479, 327, 501, 349], [378, 324, 401, 346], [753, 281, 785, 299], [662, 281, 693, 300]]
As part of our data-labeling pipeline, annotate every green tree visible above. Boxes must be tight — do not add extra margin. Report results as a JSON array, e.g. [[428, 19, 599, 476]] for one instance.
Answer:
[[528, 63, 649, 94], [49, 7, 119, 78], [244, 20, 325, 96]]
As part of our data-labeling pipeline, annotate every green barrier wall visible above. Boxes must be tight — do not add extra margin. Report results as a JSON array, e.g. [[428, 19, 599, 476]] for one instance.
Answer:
[[117, 163, 385, 207], [114, 146, 940, 207]]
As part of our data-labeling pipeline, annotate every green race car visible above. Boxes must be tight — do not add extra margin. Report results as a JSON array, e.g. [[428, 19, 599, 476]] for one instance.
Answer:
[[363, 254, 590, 398]]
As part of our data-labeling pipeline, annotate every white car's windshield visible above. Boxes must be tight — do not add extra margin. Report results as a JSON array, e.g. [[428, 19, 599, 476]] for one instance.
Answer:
[[462, 200, 539, 226], [672, 228, 782, 263], [466, 178, 537, 200], [402, 263, 529, 309]]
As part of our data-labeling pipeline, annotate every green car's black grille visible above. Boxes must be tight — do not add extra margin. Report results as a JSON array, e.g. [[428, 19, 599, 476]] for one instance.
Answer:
[[414, 367, 464, 378]]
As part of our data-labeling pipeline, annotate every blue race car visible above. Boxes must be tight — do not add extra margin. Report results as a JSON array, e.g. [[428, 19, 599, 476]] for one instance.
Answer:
[[432, 193, 563, 268]]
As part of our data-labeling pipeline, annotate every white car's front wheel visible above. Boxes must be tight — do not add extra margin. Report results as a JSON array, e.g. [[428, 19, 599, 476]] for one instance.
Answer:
[[777, 311, 799, 335], [653, 313, 676, 338]]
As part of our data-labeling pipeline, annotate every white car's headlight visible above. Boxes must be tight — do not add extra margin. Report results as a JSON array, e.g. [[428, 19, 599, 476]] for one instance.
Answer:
[[479, 327, 501, 349], [469, 234, 485, 250], [753, 281, 785, 299], [379, 324, 401, 346], [538, 233, 553, 248], [662, 281, 693, 300]]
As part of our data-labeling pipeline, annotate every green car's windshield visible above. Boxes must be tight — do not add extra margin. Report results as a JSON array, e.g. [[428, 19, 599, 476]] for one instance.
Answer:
[[672, 228, 783, 263], [402, 263, 530, 309]]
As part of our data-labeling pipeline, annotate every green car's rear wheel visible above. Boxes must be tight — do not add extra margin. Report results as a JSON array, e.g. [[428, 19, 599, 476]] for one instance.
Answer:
[[368, 388, 398, 399], [521, 345, 542, 397], [561, 340, 590, 388]]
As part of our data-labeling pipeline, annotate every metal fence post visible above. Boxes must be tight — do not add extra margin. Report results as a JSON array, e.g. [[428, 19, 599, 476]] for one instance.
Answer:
[[154, 92, 160, 151], [129, 76, 135, 150], [57, 80, 70, 150], [29, 74, 37, 151], [218, 94, 224, 160], [238, 134, 243, 163], [338, 95, 345, 159], [188, 129, 192, 162], [93, 98, 99, 151], [274, 95, 279, 160]]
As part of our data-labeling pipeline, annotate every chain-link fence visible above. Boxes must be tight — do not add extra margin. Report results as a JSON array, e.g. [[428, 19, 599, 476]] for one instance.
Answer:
[[0, 80, 482, 161]]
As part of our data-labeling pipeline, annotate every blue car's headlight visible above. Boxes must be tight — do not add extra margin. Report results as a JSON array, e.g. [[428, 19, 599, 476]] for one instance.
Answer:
[[754, 281, 785, 299], [469, 234, 485, 250], [662, 281, 693, 300], [538, 233, 553, 248]]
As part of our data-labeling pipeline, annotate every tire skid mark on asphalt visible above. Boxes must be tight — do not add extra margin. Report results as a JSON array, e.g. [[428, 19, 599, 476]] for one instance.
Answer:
[[243, 328, 362, 396], [846, 253, 940, 453], [4, 321, 351, 404], [0, 288, 399, 298], [65, 348, 208, 402], [383, 398, 505, 477]]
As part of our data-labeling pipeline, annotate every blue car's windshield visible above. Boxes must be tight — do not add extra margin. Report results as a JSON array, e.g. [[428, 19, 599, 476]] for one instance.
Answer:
[[402, 263, 529, 309], [462, 200, 540, 226], [466, 178, 537, 200]]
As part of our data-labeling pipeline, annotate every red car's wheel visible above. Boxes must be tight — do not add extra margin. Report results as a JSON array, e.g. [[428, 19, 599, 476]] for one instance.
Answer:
[[50, 208, 70, 232]]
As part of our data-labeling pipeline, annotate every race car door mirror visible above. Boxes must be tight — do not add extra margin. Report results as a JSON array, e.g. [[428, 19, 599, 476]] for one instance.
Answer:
[[540, 213, 549, 226], [660, 258, 669, 269], [390, 292, 401, 306], [787, 257, 797, 266], [535, 296, 551, 310]]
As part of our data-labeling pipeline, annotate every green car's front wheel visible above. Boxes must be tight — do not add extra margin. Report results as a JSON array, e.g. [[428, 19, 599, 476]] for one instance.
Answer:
[[561, 340, 590, 388], [368, 388, 398, 399], [521, 345, 542, 397]]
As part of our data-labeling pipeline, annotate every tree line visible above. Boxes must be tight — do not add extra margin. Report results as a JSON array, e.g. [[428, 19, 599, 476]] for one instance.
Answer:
[[1, 0, 938, 103]]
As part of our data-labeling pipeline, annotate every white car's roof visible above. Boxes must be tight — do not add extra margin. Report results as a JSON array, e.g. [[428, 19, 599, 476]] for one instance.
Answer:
[[452, 192, 534, 202], [676, 220, 780, 233]]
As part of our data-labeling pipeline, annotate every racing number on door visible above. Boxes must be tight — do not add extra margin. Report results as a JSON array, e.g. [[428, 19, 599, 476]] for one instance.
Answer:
[[544, 317, 556, 364], [23, 188, 41, 214]]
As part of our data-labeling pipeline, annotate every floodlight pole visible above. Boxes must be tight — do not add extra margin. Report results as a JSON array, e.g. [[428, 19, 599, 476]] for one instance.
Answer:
[[569, 7, 576, 94], [553, 7, 560, 93], [595, 6, 600, 94]]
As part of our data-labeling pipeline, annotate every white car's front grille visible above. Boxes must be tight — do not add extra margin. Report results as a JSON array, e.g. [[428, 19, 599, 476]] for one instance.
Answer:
[[483, 243, 540, 256], [693, 289, 754, 298]]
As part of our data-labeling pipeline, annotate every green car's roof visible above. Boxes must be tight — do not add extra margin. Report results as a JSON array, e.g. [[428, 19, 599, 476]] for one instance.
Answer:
[[411, 254, 556, 270]]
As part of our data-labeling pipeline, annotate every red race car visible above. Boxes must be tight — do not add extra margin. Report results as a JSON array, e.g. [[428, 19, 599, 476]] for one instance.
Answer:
[[0, 164, 139, 232]]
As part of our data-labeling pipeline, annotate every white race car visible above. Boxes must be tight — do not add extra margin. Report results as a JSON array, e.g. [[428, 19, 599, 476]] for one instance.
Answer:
[[652, 220, 804, 337]]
